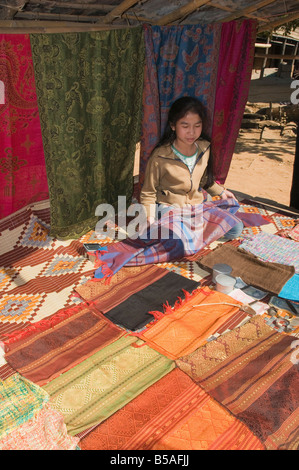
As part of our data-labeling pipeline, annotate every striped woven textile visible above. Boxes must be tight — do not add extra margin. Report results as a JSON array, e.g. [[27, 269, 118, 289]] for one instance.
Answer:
[[43, 336, 174, 436], [3, 302, 125, 386], [177, 316, 299, 450], [94, 198, 241, 282], [79, 368, 264, 450]]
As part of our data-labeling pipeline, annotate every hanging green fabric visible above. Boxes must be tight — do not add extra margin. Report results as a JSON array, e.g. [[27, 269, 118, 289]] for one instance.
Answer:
[[30, 28, 145, 239]]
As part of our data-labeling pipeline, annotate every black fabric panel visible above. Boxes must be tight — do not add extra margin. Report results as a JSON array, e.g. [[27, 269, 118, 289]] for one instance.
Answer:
[[105, 271, 199, 331]]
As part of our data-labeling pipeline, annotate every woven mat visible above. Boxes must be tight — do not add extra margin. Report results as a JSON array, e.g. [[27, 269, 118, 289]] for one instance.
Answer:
[[0, 197, 298, 379], [0, 197, 298, 450]]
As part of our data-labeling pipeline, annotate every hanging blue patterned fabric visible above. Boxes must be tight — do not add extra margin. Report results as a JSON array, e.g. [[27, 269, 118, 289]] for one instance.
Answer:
[[137, 23, 221, 194]]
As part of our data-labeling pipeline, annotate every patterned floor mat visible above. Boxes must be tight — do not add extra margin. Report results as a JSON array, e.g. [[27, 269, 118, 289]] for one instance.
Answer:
[[0, 197, 298, 379]]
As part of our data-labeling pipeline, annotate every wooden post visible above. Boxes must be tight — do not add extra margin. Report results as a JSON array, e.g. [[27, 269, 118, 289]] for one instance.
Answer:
[[280, 37, 287, 66], [292, 42, 299, 74], [260, 35, 271, 79], [290, 122, 299, 210]]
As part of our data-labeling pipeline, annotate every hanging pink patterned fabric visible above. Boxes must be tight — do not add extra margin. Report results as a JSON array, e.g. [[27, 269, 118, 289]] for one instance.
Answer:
[[135, 20, 257, 198], [0, 34, 48, 220], [211, 20, 257, 183]]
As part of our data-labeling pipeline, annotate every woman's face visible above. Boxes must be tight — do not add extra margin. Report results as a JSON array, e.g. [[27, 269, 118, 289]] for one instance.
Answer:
[[171, 111, 203, 149]]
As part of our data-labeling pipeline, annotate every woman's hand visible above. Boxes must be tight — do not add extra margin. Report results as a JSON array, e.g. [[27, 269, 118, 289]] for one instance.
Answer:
[[220, 189, 237, 200]]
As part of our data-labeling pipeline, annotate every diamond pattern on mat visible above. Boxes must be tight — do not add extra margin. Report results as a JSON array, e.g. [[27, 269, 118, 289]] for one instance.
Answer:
[[40, 254, 87, 277], [0, 293, 46, 323], [0, 267, 19, 291], [270, 215, 296, 231], [238, 204, 268, 216], [17, 214, 54, 249]]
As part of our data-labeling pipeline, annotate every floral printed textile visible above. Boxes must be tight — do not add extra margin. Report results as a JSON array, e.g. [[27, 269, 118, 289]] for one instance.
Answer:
[[0, 404, 79, 450]]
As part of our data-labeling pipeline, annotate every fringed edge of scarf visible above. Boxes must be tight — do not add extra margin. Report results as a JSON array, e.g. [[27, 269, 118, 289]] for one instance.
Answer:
[[129, 286, 214, 340], [90, 250, 114, 285], [2, 301, 91, 349]]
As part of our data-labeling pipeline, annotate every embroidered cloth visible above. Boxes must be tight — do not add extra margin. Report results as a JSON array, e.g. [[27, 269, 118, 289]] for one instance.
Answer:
[[137, 22, 221, 195], [177, 316, 299, 450], [0, 404, 79, 450], [0, 200, 95, 380], [75, 265, 168, 308], [79, 368, 264, 450], [31, 29, 145, 239], [3, 303, 125, 385], [0, 34, 48, 219], [43, 336, 174, 436], [239, 232, 299, 273], [0, 373, 49, 439], [133, 286, 243, 360]]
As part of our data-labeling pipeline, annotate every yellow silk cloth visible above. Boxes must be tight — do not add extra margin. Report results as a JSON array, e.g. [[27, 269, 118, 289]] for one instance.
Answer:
[[43, 336, 174, 436]]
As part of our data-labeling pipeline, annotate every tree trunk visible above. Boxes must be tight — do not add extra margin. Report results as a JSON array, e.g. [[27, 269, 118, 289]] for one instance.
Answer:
[[290, 122, 299, 210]]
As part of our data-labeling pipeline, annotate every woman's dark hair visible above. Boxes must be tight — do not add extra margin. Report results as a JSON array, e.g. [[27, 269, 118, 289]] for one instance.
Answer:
[[157, 96, 215, 189]]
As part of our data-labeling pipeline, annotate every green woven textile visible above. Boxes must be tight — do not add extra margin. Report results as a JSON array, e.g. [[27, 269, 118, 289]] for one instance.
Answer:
[[43, 336, 174, 436], [0, 374, 49, 439], [31, 28, 145, 239]]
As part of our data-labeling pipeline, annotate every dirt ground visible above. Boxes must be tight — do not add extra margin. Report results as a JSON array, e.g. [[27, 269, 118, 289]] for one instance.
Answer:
[[225, 71, 297, 211], [134, 70, 298, 213]]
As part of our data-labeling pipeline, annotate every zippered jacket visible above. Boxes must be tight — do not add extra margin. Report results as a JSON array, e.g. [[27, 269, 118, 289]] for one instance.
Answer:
[[140, 138, 224, 218]]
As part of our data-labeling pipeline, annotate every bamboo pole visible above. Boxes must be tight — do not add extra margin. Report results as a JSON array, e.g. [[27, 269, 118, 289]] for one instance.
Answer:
[[255, 53, 299, 60], [14, 11, 105, 22], [101, 0, 140, 24], [0, 19, 130, 33], [258, 11, 299, 32], [209, 0, 268, 22], [155, 0, 210, 26], [222, 0, 277, 22], [27, 0, 114, 11]]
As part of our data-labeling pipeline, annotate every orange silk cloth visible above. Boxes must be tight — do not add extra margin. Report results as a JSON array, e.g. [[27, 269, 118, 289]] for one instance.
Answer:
[[133, 287, 243, 360], [80, 368, 264, 451]]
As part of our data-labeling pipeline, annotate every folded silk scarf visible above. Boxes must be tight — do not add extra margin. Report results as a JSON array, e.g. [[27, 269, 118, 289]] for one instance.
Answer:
[[94, 198, 241, 282], [3, 303, 125, 386], [177, 315, 299, 450], [43, 335, 174, 436], [197, 243, 295, 294], [132, 286, 243, 360], [79, 368, 264, 451], [75, 265, 168, 308]]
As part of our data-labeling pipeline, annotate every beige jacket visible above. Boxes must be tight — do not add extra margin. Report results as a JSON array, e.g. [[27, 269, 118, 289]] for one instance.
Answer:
[[140, 139, 223, 218]]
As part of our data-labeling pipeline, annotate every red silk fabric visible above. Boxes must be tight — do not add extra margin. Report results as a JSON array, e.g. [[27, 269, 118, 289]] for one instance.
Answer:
[[0, 34, 48, 219]]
